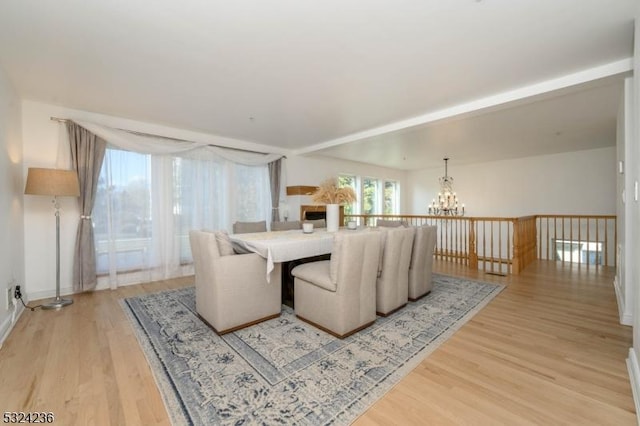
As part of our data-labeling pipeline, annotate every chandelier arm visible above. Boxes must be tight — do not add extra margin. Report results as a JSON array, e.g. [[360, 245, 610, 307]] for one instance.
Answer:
[[428, 157, 465, 216]]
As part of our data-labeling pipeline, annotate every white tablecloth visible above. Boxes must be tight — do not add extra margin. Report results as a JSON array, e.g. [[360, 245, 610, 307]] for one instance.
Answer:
[[229, 229, 336, 281]]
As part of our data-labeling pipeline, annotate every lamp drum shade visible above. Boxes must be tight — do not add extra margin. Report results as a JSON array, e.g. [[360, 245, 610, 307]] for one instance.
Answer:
[[24, 168, 80, 197]]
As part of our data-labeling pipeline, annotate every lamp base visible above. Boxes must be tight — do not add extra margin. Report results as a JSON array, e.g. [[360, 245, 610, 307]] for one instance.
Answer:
[[41, 297, 73, 310]]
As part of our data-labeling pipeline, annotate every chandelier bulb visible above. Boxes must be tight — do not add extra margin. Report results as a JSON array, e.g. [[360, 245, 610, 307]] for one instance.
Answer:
[[429, 158, 466, 216]]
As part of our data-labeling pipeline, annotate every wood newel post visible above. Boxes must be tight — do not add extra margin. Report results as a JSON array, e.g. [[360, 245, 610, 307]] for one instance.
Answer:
[[468, 218, 478, 270], [512, 218, 521, 274], [531, 219, 538, 266]]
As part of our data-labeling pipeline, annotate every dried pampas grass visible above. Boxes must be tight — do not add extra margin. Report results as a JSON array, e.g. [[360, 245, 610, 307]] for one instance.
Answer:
[[311, 178, 357, 205]]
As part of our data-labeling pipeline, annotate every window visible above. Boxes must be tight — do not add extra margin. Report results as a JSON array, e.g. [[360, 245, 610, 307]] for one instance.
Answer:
[[233, 164, 272, 221], [338, 174, 358, 215], [362, 177, 380, 214], [384, 180, 399, 214], [338, 174, 400, 216], [93, 149, 152, 274], [94, 147, 271, 281], [553, 239, 603, 265]]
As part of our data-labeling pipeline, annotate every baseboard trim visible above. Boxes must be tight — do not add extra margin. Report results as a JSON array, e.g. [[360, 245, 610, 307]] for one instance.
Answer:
[[28, 271, 194, 302], [0, 304, 25, 348], [614, 276, 633, 326], [626, 348, 640, 424], [27, 285, 76, 302], [28, 281, 118, 301]]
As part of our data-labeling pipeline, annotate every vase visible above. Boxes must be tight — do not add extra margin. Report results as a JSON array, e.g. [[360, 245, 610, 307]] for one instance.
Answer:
[[326, 204, 339, 232]]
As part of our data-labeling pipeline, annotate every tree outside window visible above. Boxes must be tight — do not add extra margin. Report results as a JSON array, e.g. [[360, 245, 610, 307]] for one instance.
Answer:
[[94, 148, 271, 275], [338, 174, 399, 216], [338, 174, 358, 215], [362, 177, 379, 214], [384, 180, 398, 214]]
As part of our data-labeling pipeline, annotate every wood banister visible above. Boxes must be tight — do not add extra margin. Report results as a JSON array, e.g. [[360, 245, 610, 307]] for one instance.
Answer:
[[344, 213, 616, 275], [468, 218, 478, 270]]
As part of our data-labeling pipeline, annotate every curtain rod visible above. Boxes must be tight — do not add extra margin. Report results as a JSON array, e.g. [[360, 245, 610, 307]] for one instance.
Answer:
[[50, 116, 285, 157]]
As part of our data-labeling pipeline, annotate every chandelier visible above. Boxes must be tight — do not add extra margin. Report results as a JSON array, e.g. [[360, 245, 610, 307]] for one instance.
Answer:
[[428, 157, 465, 216]]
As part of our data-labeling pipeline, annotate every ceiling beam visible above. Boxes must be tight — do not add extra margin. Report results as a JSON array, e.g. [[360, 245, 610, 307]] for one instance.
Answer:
[[294, 58, 633, 156]]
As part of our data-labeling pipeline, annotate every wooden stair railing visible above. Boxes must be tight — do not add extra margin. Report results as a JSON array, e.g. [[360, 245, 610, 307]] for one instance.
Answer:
[[344, 213, 616, 275]]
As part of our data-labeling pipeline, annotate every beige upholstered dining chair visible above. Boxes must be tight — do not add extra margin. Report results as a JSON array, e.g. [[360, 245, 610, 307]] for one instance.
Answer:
[[408, 225, 437, 301], [291, 231, 382, 338], [271, 220, 302, 231], [376, 219, 408, 227], [189, 230, 281, 334], [303, 219, 326, 228], [232, 220, 267, 234], [375, 226, 415, 316]]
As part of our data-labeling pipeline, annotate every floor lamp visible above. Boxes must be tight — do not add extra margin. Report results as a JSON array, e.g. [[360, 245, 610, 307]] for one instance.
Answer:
[[25, 168, 80, 310]]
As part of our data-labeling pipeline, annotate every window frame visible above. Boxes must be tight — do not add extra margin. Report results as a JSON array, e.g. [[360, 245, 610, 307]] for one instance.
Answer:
[[383, 179, 400, 215], [337, 173, 360, 215], [339, 173, 401, 216]]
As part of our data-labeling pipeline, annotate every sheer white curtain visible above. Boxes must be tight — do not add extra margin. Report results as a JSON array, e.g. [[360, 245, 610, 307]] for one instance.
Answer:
[[75, 120, 282, 164], [85, 121, 277, 288]]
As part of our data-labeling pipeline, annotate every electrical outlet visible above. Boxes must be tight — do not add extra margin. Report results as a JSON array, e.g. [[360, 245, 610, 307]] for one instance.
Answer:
[[6, 286, 13, 310]]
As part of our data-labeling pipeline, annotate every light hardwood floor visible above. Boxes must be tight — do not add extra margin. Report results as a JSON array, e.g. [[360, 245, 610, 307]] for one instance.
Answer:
[[0, 261, 635, 425]]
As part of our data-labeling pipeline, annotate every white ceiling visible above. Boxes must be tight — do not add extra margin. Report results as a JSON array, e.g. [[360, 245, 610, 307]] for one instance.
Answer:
[[315, 77, 625, 169], [0, 0, 635, 170]]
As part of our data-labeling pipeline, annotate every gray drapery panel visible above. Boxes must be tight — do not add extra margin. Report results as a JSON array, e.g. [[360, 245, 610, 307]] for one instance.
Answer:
[[67, 122, 107, 292], [267, 158, 282, 222]]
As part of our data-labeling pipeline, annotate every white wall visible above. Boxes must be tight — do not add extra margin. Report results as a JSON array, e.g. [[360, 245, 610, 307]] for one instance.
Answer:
[[284, 154, 407, 220], [616, 78, 634, 326], [0, 65, 25, 344], [22, 98, 617, 299], [286, 155, 407, 191], [22, 102, 81, 301], [406, 148, 616, 217], [627, 11, 640, 416], [21, 100, 409, 298]]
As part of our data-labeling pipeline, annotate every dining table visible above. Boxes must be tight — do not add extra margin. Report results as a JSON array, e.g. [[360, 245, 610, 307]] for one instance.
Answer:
[[229, 228, 336, 280], [229, 227, 364, 307]]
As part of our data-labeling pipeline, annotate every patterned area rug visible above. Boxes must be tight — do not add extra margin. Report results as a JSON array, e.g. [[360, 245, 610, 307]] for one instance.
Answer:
[[121, 274, 504, 425]]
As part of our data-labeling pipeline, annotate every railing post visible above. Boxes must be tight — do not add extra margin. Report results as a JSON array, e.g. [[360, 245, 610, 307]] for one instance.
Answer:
[[512, 218, 521, 274], [530, 219, 537, 267], [468, 218, 478, 270]]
